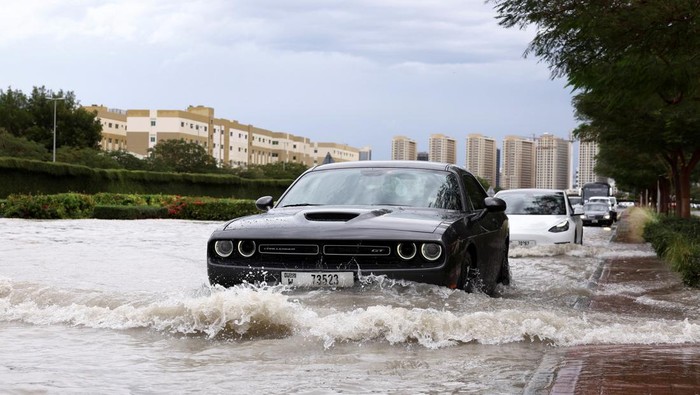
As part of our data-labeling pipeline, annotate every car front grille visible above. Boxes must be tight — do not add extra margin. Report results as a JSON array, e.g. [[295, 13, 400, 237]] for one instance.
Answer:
[[209, 239, 444, 270]]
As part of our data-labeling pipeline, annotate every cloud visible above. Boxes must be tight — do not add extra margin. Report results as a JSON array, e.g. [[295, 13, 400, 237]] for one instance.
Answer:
[[1, 0, 532, 65], [1, 0, 576, 163]]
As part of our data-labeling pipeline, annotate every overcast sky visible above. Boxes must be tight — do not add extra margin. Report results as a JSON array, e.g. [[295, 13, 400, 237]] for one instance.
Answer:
[[1, 0, 578, 163]]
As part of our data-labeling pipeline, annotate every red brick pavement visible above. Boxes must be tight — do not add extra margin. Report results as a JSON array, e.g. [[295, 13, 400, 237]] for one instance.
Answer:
[[528, 213, 700, 395]]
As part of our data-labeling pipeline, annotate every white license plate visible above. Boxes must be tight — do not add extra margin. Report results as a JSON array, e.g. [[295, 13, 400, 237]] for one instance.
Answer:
[[281, 272, 354, 287], [513, 240, 535, 247], [591, 219, 598, 223]]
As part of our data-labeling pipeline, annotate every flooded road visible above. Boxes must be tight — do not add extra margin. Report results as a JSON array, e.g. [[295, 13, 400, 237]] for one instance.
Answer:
[[1, 218, 698, 393]]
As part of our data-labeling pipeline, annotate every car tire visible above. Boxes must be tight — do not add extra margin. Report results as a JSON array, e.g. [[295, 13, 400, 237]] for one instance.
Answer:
[[457, 254, 478, 293], [497, 244, 511, 286]]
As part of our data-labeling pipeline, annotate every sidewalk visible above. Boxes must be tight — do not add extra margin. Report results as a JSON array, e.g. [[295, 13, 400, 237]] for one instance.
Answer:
[[528, 211, 700, 395]]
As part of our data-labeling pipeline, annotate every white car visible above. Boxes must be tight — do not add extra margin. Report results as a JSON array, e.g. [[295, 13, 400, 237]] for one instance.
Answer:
[[495, 188, 584, 247]]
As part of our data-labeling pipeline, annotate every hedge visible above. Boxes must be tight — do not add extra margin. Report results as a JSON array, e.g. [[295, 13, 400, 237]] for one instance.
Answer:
[[0, 157, 292, 199], [93, 205, 170, 220], [1, 193, 260, 221], [643, 214, 700, 287]]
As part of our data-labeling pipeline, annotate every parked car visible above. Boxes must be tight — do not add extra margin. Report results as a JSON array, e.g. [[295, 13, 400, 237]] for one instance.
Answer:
[[581, 202, 614, 227], [587, 196, 618, 221], [494, 188, 584, 246], [207, 161, 511, 296]]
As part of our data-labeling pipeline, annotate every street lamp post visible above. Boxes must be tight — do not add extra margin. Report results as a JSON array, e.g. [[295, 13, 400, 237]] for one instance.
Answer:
[[49, 96, 65, 162]]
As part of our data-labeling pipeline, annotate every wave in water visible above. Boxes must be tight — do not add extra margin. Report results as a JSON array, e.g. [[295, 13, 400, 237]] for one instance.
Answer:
[[1, 277, 698, 349]]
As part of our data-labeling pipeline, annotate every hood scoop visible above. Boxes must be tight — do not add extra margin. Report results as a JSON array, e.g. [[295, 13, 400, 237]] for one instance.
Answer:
[[304, 212, 360, 222]]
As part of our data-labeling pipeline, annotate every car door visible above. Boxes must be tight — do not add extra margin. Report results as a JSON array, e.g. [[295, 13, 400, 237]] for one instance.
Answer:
[[460, 172, 506, 281]]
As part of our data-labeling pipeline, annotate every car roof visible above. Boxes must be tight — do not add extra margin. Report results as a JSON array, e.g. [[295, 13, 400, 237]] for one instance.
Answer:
[[308, 160, 457, 172]]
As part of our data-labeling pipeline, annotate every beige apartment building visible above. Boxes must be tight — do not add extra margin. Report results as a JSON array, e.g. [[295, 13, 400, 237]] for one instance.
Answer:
[[578, 140, 607, 186], [535, 133, 571, 190], [502, 136, 536, 189], [87, 106, 128, 152], [466, 134, 498, 187], [391, 135, 417, 160], [84, 105, 362, 168], [428, 134, 457, 164]]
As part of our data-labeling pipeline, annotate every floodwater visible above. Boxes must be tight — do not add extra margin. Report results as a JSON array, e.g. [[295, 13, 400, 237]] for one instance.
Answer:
[[0, 217, 698, 394]]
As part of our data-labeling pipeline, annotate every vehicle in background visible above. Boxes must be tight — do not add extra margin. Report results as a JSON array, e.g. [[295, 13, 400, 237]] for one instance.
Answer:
[[581, 182, 612, 204], [588, 196, 618, 221], [207, 161, 511, 296], [568, 196, 583, 211], [582, 202, 614, 227], [495, 188, 584, 247]]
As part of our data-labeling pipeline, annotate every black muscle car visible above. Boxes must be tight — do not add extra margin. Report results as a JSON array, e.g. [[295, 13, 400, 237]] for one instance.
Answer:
[[207, 161, 510, 295]]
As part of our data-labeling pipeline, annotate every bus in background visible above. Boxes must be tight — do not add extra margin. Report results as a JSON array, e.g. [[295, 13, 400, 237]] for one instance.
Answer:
[[581, 182, 612, 203]]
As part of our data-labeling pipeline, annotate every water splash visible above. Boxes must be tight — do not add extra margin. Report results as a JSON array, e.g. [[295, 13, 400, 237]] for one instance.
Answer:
[[1, 277, 698, 349]]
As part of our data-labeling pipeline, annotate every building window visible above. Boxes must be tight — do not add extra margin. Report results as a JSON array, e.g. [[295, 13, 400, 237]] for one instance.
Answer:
[[204, 126, 207, 132], [150, 136, 156, 143], [150, 120, 156, 127], [181, 122, 185, 127]]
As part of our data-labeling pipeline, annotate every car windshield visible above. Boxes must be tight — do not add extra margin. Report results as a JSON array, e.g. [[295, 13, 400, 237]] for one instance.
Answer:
[[585, 203, 609, 211], [278, 168, 462, 210], [499, 191, 567, 215]]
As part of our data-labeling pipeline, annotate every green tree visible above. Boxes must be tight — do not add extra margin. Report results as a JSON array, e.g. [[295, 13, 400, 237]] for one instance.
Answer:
[[0, 88, 32, 136], [231, 162, 309, 179], [146, 139, 218, 173], [55, 147, 122, 169], [106, 149, 148, 170], [0, 86, 103, 154], [0, 128, 50, 160], [491, 0, 700, 218]]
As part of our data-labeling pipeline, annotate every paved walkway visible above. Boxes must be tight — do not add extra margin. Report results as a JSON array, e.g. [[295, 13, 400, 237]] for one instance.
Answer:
[[527, 211, 700, 395]]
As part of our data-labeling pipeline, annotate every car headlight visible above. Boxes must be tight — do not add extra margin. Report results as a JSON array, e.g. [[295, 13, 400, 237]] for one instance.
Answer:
[[396, 242, 417, 260], [548, 220, 570, 233], [237, 240, 257, 258], [214, 240, 234, 257], [604, 214, 610, 219], [421, 243, 442, 261]]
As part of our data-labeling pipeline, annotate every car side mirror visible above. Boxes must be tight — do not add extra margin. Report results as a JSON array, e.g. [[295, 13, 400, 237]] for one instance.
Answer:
[[573, 207, 584, 216], [255, 196, 274, 211], [484, 197, 506, 213]]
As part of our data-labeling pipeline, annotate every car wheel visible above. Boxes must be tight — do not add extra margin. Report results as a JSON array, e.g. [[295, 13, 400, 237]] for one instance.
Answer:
[[457, 253, 478, 293], [497, 244, 511, 286]]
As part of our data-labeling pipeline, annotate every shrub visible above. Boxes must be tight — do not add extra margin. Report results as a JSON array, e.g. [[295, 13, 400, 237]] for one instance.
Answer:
[[664, 235, 700, 287], [92, 193, 149, 206], [0, 192, 258, 221], [165, 196, 258, 221], [643, 214, 700, 287], [3, 193, 95, 219], [93, 205, 169, 220]]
